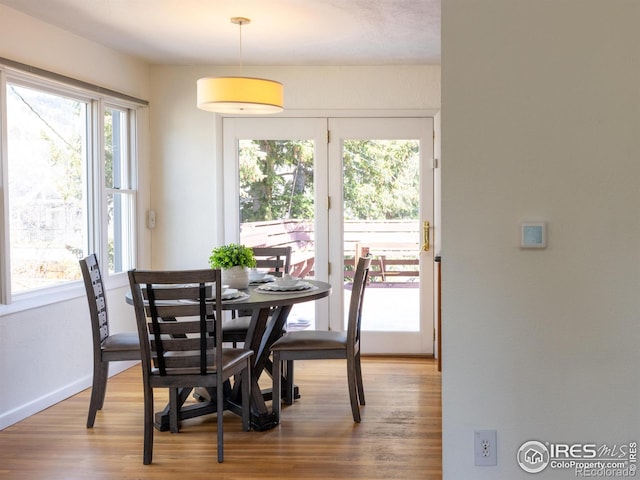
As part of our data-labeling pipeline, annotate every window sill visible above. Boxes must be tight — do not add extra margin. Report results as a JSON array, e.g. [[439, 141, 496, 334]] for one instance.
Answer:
[[0, 271, 130, 316]]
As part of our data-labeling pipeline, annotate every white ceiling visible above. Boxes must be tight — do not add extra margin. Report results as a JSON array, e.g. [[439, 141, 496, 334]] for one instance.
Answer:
[[0, 0, 440, 66]]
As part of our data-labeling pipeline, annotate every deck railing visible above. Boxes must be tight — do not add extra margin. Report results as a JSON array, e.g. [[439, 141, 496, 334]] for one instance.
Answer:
[[241, 219, 420, 283]]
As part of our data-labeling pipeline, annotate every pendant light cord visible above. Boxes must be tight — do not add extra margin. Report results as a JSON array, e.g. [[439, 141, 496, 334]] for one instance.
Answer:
[[238, 20, 243, 73], [231, 17, 250, 74]]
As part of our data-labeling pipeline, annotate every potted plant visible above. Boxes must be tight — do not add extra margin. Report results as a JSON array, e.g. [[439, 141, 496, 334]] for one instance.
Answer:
[[209, 243, 256, 289]]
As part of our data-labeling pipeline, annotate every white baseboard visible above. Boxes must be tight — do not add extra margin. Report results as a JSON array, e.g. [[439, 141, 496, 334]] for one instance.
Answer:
[[0, 361, 138, 431]]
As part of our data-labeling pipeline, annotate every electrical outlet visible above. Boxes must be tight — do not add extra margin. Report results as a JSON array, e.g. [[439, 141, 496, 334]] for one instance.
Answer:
[[474, 430, 497, 466]]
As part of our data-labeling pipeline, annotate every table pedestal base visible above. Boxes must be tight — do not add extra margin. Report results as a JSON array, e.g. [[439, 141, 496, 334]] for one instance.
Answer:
[[153, 385, 300, 432]]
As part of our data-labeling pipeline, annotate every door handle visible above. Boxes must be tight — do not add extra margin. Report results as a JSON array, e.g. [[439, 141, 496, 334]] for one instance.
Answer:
[[422, 220, 430, 252]]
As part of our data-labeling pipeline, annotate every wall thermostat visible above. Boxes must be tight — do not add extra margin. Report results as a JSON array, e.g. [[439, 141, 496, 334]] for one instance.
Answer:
[[520, 222, 546, 249]]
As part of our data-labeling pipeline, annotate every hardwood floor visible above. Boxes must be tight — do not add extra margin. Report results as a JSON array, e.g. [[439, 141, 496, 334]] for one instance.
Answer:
[[0, 357, 441, 479]]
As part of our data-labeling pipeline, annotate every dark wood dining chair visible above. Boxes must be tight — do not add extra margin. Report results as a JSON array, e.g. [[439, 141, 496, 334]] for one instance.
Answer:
[[80, 254, 140, 428], [271, 255, 372, 423], [128, 268, 253, 464], [222, 246, 292, 347], [252, 246, 292, 275]]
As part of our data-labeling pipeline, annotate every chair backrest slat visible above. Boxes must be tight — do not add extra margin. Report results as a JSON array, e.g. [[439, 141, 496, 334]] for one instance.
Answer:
[[151, 336, 215, 353], [142, 285, 213, 301], [146, 319, 216, 336], [144, 303, 215, 318], [154, 353, 218, 370]]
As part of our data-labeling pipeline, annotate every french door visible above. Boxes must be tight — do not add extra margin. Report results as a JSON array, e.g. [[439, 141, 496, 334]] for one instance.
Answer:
[[223, 116, 434, 355], [328, 118, 434, 354]]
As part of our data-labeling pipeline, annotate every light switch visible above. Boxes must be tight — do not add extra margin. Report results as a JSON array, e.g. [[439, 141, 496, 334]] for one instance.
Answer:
[[147, 210, 156, 229], [520, 222, 546, 249]]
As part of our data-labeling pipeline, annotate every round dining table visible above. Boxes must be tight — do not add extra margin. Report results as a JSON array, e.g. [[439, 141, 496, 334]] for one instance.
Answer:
[[127, 279, 331, 431]]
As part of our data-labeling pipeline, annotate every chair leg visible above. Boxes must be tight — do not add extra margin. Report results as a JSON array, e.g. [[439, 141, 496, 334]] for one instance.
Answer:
[[355, 352, 366, 405], [241, 366, 251, 431], [169, 388, 180, 433], [97, 362, 109, 409], [87, 361, 108, 428], [346, 357, 361, 423], [284, 360, 294, 405], [217, 381, 224, 463], [272, 351, 281, 422], [143, 384, 154, 465]]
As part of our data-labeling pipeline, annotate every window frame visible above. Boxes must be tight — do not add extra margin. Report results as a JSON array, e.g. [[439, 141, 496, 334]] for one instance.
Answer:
[[102, 102, 137, 277], [0, 67, 140, 312]]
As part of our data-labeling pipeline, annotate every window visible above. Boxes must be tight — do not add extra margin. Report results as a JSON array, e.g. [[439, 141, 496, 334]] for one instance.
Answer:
[[104, 106, 136, 275], [2, 73, 139, 302]]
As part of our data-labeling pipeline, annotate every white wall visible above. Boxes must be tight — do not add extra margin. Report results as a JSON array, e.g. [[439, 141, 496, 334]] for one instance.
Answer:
[[442, 1, 640, 478], [0, 5, 150, 429], [148, 64, 441, 269], [0, 6, 148, 100]]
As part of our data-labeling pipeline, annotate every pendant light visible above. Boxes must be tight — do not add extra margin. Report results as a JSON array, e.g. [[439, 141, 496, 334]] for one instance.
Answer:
[[197, 17, 284, 114]]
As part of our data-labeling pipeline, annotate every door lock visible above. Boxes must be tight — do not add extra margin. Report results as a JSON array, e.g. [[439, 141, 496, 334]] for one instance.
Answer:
[[422, 220, 430, 252]]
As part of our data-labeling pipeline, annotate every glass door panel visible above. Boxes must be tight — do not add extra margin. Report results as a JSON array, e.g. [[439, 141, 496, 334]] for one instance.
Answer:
[[342, 139, 421, 332], [223, 118, 329, 330], [238, 138, 316, 329], [328, 118, 434, 355]]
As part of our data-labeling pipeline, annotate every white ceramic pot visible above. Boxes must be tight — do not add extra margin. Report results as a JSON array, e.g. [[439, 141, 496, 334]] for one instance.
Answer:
[[221, 266, 250, 289]]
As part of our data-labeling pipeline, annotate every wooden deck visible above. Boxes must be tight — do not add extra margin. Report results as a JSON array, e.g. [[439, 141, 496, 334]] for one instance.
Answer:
[[0, 357, 442, 479], [287, 283, 420, 332]]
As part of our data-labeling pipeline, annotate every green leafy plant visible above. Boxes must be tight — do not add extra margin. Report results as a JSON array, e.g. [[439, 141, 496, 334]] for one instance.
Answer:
[[208, 243, 256, 269]]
